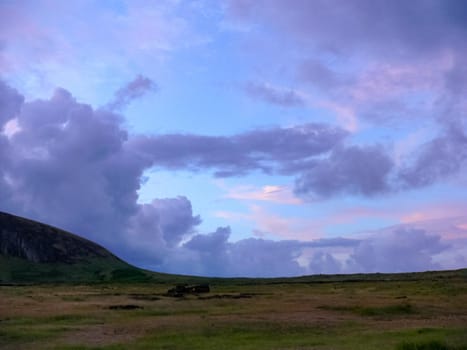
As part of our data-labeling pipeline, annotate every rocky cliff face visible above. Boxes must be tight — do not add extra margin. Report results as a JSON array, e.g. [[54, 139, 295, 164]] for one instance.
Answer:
[[0, 211, 116, 264]]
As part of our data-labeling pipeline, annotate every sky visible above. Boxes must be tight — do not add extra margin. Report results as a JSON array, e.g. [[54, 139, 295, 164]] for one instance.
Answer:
[[1, 0, 467, 277]]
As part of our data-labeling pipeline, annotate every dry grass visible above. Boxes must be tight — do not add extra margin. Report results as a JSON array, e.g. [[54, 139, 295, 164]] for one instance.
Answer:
[[1, 278, 466, 349]]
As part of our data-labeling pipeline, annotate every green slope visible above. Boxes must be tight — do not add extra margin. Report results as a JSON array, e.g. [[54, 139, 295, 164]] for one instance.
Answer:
[[0, 211, 152, 284]]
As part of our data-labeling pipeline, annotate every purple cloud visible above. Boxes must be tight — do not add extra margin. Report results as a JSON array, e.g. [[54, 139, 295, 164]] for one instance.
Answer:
[[182, 229, 305, 277], [398, 125, 467, 188], [349, 228, 448, 273], [228, 0, 467, 57], [0, 81, 350, 250], [228, 0, 467, 131], [106, 75, 157, 111], [6, 89, 139, 244], [150, 197, 201, 247], [295, 145, 394, 197], [0, 83, 203, 270], [130, 122, 348, 177], [0, 80, 23, 129], [1, 79, 465, 215], [0, 80, 464, 276], [243, 81, 304, 107], [298, 58, 346, 89], [308, 251, 342, 274], [123, 197, 202, 266]]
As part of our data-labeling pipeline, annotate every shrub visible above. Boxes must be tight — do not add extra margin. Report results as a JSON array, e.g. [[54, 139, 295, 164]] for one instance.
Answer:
[[397, 340, 467, 350]]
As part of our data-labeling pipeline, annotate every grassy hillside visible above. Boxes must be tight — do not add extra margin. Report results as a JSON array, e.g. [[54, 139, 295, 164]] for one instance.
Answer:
[[0, 211, 157, 284], [0, 255, 152, 284]]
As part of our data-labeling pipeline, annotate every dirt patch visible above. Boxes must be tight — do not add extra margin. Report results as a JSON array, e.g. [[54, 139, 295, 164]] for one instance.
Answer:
[[198, 293, 255, 300], [62, 324, 145, 346], [107, 304, 143, 310], [128, 293, 161, 301]]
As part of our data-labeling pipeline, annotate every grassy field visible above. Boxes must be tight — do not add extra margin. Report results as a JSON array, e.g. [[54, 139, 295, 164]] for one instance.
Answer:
[[1, 271, 467, 349]]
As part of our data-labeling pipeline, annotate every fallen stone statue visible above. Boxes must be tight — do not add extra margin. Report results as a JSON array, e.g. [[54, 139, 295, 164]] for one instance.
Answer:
[[166, 284, 210, 297]]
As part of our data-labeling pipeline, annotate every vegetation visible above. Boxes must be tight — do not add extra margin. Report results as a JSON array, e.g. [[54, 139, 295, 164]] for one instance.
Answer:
[[1, 212, 466, 348], [0, 270, 466, 349]]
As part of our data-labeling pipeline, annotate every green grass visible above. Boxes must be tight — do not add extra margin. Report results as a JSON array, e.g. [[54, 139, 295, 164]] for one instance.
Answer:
[[318, 303, 416, 317], [1, 270, 466, 349], [45, 326, 467, 350], [397, 340, 467, 350]]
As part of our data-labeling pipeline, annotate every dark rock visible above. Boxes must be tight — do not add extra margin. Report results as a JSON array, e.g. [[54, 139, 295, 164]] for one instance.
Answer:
[[0, 211, 119, 264]]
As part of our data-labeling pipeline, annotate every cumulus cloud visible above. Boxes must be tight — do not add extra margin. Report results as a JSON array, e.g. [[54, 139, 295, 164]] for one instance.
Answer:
[[0, 81, 205, 271], [181, 229, 309, 277], [0, 80, 335, 276], [5, 88, 141, 244], [123, 197, 201, 266], [153, 226, 452, 277], [0, 80, 23, 129], [106, 75, 157, 111], [349, 228, 448, 273], [0, 80, 352, 246], [308, 251, 343, 274], [0, 80, 464, 277]]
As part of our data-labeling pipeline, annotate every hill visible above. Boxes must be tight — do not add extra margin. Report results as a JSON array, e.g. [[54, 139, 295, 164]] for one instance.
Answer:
[[0, 211, 152, 283], [1, 211, 466, 285]]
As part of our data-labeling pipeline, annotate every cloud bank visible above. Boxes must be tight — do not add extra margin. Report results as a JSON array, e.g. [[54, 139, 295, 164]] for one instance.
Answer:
[[0, 80, 465, 276]]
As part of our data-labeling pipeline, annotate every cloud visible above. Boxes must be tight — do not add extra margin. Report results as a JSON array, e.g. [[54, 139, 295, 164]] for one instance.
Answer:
[[159, 225, 454, 276], [183, 229, 306, 277], [0, 81, 23, 129], [228, 0, 467, 57], [0, 81, 204, 271], [1, 80, 465, 212], [124, 197, 202, 266], [242, 81, 305, 107], [0, 81, 350, 239], [349, 227, 448, 273], [298, 59, 346, 89], [149, 197, 201, 247], [215, 206, 317, 241], [295, 145, 394, 198], [4, 87, 140, 244], [0, 80, 465, 277], [223, 184, 302, 205], [307, 251, 343, 274], [106, 75, 157, 111], [398, 125, 467, 188], [0, 1, 207, 102], [0, 80, 329, 276], [130, 122, 348, 177], [228, 0, 467, 133]]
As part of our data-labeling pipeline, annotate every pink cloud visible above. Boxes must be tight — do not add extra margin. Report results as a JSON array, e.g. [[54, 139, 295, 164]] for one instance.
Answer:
[[0, 1, 208, 101], [215, 205, 321, 241], [400, 202, 467, 225], [2, 118, 21, 138], [224, 184, 303, 205], [349, 61, 443, 104]]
